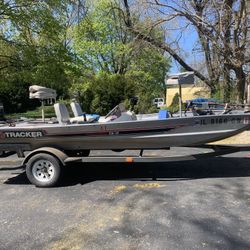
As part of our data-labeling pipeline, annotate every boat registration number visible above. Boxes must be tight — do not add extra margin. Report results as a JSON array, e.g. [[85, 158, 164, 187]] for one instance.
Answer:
[[3, 131, 43, 138]]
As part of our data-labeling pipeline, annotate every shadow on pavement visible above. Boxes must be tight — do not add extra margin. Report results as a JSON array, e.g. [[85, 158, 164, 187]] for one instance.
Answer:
[[4, 156, 250, 187]]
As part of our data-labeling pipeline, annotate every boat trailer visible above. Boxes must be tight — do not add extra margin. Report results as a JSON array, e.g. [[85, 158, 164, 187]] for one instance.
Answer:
[[0, 144, 250, 187]]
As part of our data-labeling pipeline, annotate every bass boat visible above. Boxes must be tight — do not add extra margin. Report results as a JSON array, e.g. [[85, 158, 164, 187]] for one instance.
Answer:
[[0, 103, 249, 156]]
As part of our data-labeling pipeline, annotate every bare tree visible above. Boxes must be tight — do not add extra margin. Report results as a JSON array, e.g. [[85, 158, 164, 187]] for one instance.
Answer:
[[122, 0, 250, 102]]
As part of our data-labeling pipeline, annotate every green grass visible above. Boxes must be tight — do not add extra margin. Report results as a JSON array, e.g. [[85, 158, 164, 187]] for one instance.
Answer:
[[6, 106, 56, 119]]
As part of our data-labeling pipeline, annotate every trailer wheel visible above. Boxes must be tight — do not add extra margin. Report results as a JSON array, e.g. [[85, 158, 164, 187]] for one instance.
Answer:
[[26, 153, 62, 187]]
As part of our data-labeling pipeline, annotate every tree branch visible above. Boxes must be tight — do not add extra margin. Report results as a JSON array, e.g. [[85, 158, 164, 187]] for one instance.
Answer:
[[123, 0, 213, 89]]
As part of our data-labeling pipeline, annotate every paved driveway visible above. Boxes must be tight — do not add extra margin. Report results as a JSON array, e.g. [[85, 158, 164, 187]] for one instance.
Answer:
[[0, 149, 250, 250]]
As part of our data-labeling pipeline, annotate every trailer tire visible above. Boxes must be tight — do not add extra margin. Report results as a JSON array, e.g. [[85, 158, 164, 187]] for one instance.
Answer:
[[26, 153, 62, 187]]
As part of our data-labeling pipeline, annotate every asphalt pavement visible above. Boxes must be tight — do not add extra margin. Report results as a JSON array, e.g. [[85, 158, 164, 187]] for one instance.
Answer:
[[0, 149, 250, 250]]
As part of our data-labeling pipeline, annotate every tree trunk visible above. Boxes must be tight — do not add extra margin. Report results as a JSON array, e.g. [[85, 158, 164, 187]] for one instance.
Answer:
[[210, 85, 217, 97], [222, 69, 231, 102], [235, 67, 246, 103]]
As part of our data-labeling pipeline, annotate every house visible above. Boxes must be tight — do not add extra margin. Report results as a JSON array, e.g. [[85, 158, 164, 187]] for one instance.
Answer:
[[165, 72, 211, 106]]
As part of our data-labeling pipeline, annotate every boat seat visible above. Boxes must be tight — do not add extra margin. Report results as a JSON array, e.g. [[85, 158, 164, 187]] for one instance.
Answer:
[[70, 102, 83, 117], [54, 103, 98, 124], [54, 103, 71, 124], [70, 102, 100, 122]]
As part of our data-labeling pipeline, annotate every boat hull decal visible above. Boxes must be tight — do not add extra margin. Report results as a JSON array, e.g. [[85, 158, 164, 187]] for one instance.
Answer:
[[3, 131, 44, 138], [46, 127, 177, 137]]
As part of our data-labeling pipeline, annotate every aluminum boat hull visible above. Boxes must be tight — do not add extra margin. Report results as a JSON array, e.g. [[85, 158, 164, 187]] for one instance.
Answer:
[[0, 113, 249, 151]]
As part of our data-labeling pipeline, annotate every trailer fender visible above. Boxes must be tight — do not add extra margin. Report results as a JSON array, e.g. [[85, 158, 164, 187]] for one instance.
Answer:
[[22, 147, 68, 166]]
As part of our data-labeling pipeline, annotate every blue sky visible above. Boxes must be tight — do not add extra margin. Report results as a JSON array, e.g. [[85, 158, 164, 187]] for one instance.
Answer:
[[162, 12, 202, 75]]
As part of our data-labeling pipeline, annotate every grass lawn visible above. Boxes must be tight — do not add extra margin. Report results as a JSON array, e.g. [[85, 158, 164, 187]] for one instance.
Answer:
[[5, 106, 56, 119]]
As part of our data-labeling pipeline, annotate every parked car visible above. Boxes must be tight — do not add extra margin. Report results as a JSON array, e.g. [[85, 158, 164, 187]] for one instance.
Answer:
[[153, 98, 165, 108]]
